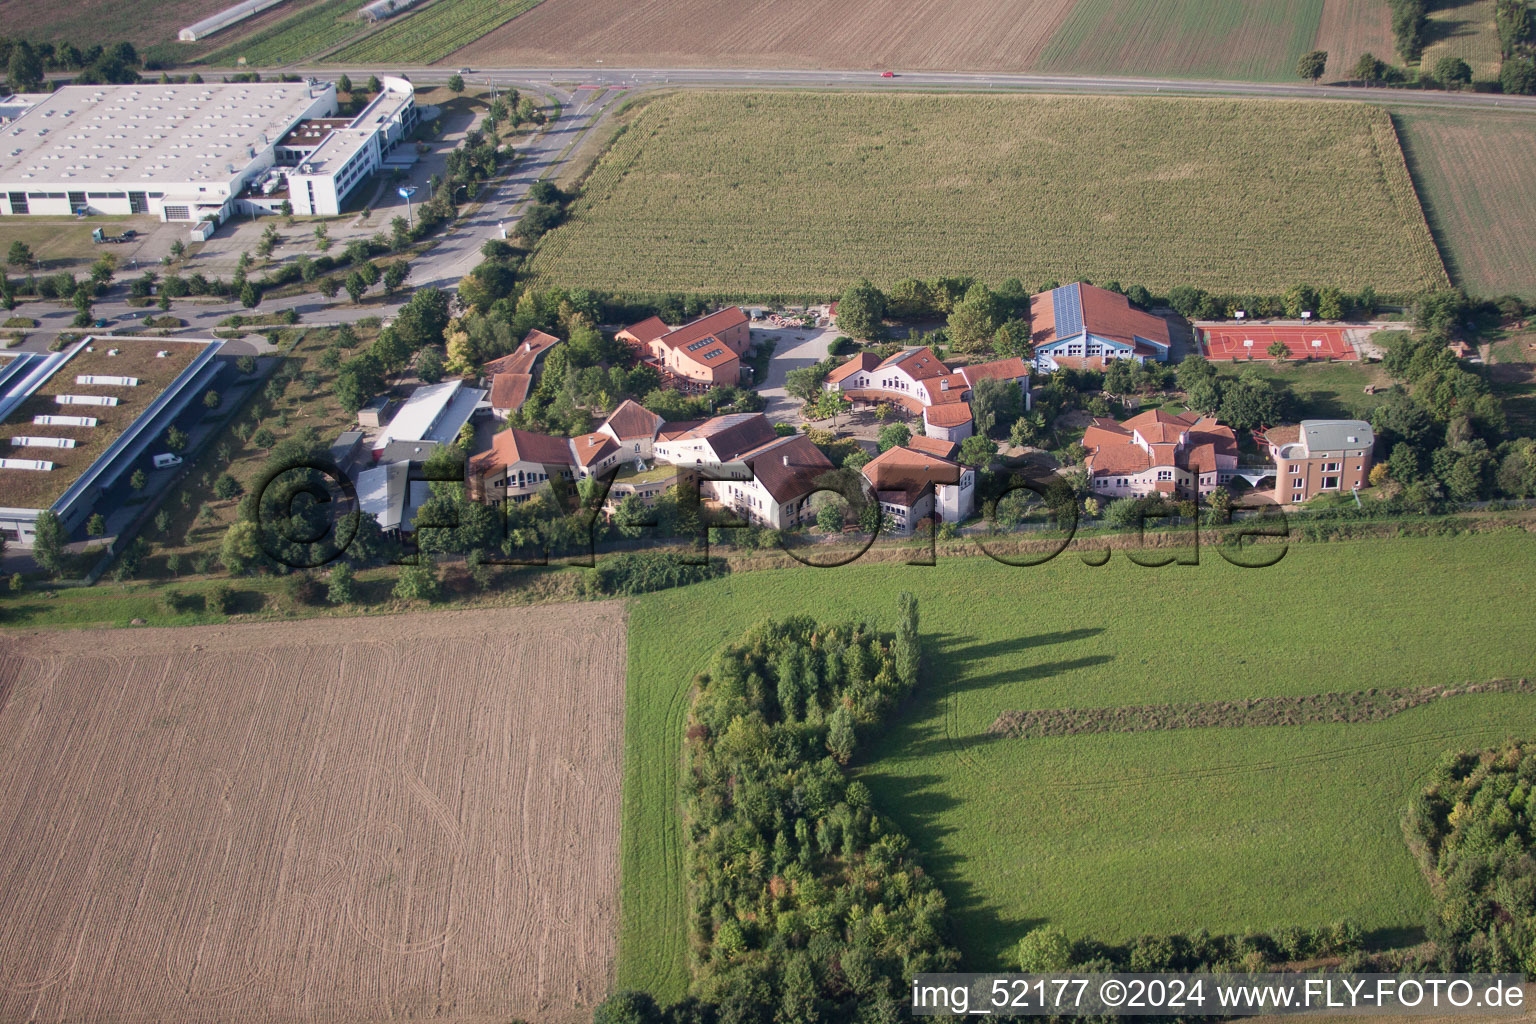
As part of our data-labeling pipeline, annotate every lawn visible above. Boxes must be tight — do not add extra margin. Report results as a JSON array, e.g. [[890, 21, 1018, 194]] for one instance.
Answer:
[[617, 531, 1536, 997], [1035, 0, 1327, 81], [326, 0, 546, 64], [1487, 332, 1536, 433], [203, 0, 367, 65], [0, 216, 156, 272], [527, 91, 1448, 299], [1214, 358, 1391, 420], [1392, 108, 1536, 300]]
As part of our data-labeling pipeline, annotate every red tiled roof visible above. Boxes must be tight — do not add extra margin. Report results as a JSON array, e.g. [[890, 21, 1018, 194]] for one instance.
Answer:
[[658, 307, 747, 352], [657, 419, 705, 441], [1125, 408, 1196, 445], [861, 444, 963, 506], [959, 357, 1030, 385], [618, 316, 670, 345], [826, 351, 879, 384], [469, 428, 574, 476], [600, 398, 665, 441], [907, 435, 960, 459], [489, 372, 532, 412], [876, 347, 950, 382], [572, 431, 619, 467], [667, 412, 777, 461], [484, 329, 561, 375], [928, 371, 971, 402], [1083, 410, 1237, 481], [922, 404, 974, 428], [1031, 284, 1171, 351], [736, 433, 836, 503]]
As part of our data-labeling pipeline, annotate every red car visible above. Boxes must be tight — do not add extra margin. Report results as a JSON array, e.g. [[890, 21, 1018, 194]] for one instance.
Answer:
[[881, 71, 896, 77]]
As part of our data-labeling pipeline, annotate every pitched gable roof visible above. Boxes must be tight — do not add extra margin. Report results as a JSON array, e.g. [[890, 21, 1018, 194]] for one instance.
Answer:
[[571, 431, 619, 467], [489, 372, 532, 412], [483, 329, 561, 375], [861, 444, 964, 506], [959, 357, 1030, 386], [907, 434, 960, 459], [468, 428, 575, 477], [922, 404, 974, 429], [1030, 284, 1170, 352], [736, 433, 836, 503], [599, 398, 665, 441], [659, 307, 747, 352], [826, 351, 879, 384], [667, 412, 778, 461], [618, 315, 669, 345], [876, 346, 950, 382]]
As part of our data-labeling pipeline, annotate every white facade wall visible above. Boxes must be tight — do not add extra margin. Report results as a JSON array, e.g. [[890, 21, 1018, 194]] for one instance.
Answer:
[[1, 85, 338, 223]]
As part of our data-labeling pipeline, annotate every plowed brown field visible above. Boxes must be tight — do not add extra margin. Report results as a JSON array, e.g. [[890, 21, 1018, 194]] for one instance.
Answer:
[[1313, 0, 1396, 81], [0, 603, 627, 1024], [449, 0, 1079, 71]]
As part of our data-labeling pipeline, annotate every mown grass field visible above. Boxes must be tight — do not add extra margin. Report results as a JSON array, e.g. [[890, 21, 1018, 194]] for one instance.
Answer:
[[1392, 108, 1536, 300], [1035, 0, 1326, 80], [203, 0, 365, 65], [528, 92, 1448, 299], [618, 532, 1536, 996], [1213, 358, 1391, 420], [327, 0, 545, 64]]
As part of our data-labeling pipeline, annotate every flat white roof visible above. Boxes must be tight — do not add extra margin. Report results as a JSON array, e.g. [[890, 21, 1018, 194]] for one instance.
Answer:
[[372, 379, 485, 452], [294, 85, 414, 176], [0, 82, 331, 190], [357, 461, 408, 530]]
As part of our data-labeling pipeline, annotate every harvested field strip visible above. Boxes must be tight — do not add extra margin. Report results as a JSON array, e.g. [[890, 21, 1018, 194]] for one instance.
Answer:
[[447, 0, 1078, 73], [1036, 0, 1326, 81], [1392, 108, 1536, 300], [989, 677, 1536, 739], [1313, 0, 1396, 82], [527, 91, 1450, 297], [204, 0, 366, 66], [0, 605, 626, 1023], [328, 0, 546, 64]]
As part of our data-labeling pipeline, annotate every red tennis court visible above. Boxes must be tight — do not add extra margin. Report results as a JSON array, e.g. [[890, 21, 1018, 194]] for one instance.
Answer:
[[1199, 324, 1358, 361]]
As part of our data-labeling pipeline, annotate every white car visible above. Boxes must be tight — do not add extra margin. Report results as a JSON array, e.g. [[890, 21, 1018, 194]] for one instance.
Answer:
[[152, 453, 184, 469]]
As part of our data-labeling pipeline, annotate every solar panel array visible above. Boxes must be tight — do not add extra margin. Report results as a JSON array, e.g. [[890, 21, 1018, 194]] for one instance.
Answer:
[[1052, 284, 1084, 339]]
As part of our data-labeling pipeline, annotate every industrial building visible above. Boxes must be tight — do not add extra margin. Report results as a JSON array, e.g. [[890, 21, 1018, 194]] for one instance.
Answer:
[[0, 77, 418, 223], [0, 337, 225, 547]]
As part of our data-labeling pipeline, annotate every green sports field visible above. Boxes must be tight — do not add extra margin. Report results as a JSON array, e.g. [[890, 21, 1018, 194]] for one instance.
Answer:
[[618, 531, 1536, 997], [529, 91, 1448, 299]]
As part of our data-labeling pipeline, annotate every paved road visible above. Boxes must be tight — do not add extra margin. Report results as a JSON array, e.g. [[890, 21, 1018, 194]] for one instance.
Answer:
[[15, 61, 1536, 348], [294, 64, 1536, 113], [9, 82, 627, 350]]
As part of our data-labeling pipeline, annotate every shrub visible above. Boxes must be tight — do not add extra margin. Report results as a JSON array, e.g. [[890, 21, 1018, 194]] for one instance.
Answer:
[[208, 583, 236, 614], [582, 551, 727, 597]]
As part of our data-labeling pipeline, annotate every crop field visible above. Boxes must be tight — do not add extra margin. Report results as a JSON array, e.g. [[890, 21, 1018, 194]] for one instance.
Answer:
[[1035, 0, 1326, 80], [328, 0, 545, 65], [449, 0, 1078, 73], [1392, 109, 1536, 300], [0, 604, 627, 1024], [0, 0, 279, 48], [619, 532, 1536, 993], [1421, 0, 1502, 82], [527, 92, 1448, 299], [203, 0, 367, 66], [1313, 0, 1397, 81]]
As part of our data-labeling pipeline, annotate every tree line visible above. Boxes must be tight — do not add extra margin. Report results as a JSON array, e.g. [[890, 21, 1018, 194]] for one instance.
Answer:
[[595, 594, 957, 1024]]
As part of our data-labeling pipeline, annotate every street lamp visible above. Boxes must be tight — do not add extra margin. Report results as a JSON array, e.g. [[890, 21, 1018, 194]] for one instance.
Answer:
[[398, 185, 418, 228]]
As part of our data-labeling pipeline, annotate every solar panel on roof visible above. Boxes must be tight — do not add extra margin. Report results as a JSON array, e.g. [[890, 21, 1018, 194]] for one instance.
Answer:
[[1052, 284, 1084, 339]]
